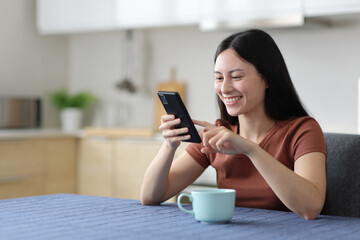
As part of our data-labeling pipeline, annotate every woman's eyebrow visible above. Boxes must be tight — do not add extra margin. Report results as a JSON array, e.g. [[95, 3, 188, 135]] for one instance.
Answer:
[[214, 69, 245, 74], [229, 68, 245, 73]]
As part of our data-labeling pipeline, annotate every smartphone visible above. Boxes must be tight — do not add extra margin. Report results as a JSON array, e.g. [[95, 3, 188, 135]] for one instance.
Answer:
[[157, 91, 201, 143]]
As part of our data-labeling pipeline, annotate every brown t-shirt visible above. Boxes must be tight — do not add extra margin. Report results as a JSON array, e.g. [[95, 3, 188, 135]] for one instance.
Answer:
[[186, 116, 327, 211]]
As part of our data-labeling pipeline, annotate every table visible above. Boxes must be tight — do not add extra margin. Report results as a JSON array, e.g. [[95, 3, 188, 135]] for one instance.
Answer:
[[0, 194, 359, 240]]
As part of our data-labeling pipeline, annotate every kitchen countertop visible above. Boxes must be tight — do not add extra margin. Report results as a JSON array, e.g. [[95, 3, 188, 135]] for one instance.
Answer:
[[0, 129, 82, 140], [0, 127, 160, 141], [83, 127, 154, 137]]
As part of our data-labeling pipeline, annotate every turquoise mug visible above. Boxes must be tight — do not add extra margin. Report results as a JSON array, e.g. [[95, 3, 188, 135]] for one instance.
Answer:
[[177, 189, 236, 224]]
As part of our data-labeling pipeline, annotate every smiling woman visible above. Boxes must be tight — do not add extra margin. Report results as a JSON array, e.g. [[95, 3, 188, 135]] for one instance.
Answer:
[[213, 48, 268, 118], [141, 29, 326, 220], [214, 29, 308, 125]]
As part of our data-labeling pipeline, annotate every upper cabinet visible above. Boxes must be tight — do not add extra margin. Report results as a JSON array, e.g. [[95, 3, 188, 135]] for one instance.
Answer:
[[37, 0, 198, 34], [116, 0, 199, 29], [36, 0, 360, 34], [37, 0, 117, 34], [199, 0, 303, 31], [304, 0, 360, 17]]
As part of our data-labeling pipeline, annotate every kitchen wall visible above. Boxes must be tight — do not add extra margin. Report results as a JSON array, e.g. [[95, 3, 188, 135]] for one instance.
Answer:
[[68, 28, 224, 128], [69, 17, 360, 133], [0, 0, 68, 128]]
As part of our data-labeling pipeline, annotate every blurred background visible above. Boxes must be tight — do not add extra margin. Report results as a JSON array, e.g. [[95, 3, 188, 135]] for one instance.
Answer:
[[1, 0, 360, 200]]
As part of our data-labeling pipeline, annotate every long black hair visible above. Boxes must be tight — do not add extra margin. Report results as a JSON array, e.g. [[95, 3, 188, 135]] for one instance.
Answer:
[[214, 29, 309, 125]]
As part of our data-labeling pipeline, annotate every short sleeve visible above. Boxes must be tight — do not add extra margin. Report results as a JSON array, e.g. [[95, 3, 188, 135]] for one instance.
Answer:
[[290, 117, 327, 161]]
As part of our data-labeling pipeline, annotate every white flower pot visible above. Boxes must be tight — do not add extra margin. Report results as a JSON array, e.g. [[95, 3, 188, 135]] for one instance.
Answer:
[[60, 108, 83, 132]]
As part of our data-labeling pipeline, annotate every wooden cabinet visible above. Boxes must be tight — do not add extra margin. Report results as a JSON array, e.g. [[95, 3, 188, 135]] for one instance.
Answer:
[[0, 137, 77, 199], [114, 140, 163, 200], [0, 140, 44, 199], [77, 137, 114, 197], [43, 138, 77, 194], [77, 137, 188, 200]]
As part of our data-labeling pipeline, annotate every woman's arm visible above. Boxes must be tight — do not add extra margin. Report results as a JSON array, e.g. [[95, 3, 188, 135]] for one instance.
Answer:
[[140, 114, 205, 205], [140, 147, 205, 205], [194, 120, 326, 220], [247, 148, 326, 220]]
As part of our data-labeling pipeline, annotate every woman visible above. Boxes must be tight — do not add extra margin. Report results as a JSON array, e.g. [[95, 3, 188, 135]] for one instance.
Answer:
[[141, 29, 326, 220]]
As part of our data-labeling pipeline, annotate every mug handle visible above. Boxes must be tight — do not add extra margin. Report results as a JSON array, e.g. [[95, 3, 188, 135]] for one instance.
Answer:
[[177, 193, 194, 215]]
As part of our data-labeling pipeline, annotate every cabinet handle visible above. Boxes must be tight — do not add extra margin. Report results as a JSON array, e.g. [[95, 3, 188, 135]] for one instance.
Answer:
[[0, 175, 28, 183]]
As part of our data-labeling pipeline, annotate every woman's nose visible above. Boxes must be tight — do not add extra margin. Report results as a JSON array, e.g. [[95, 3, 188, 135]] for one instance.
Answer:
[[221, 78, 233, 94]]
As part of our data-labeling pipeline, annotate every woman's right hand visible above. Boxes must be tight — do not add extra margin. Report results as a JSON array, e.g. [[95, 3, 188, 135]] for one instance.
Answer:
[[159, 114, 191, 148]]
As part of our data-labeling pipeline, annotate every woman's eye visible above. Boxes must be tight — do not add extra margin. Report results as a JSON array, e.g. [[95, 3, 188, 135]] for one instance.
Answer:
[[232, 76, 243, 80], [215, 77, 223, 81]]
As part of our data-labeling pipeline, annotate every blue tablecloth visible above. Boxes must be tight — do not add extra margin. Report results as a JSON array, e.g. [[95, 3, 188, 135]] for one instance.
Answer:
[[0, 194, 359, 240]]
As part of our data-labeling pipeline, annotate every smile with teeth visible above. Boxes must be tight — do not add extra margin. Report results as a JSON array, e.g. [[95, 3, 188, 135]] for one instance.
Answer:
[[224, 96, 242, 104]]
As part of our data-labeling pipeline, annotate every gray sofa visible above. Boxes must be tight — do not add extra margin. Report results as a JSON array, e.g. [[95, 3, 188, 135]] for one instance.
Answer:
[[322, 132, 360, 218]]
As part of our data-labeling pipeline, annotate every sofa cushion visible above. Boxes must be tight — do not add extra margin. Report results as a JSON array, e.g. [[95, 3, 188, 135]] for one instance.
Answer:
[[322, 132, 360, 217]]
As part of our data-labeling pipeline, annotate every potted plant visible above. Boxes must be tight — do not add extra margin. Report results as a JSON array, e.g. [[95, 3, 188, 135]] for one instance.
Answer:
[[50, 89, 95, 132]]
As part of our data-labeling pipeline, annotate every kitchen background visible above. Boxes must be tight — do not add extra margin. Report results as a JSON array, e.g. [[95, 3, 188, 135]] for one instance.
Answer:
[[1, 0, 360, 133]]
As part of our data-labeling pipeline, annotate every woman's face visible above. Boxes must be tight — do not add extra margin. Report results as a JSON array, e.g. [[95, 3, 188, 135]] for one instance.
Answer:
[[214, 48, 268, 117]]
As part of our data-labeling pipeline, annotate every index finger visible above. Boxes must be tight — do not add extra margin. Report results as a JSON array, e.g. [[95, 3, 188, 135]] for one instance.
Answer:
[[192, 119, 216, 130], [161, 114, 175, 122]]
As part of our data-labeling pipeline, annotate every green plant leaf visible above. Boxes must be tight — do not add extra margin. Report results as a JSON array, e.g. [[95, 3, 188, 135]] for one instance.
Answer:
[[50, 90, 95, 110]]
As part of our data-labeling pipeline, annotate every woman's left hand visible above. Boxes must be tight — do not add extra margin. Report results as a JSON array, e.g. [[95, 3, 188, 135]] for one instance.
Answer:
[[193, 120, 254, 155]]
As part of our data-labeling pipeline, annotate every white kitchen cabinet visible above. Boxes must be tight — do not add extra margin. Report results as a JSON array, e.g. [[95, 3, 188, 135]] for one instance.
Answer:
[[37, 0, 117, 34], [199, 0, 304, 31], [37, 0, 199, 34], [115, 0, 199, 29], [304, 0, 360, 17], [37, 0, 360, 34]]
